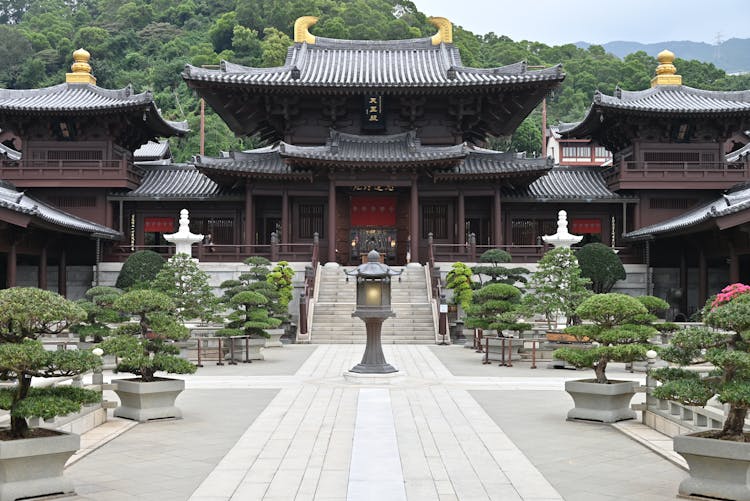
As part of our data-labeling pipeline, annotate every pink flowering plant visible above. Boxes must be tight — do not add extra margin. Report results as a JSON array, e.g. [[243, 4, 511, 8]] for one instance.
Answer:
[[710, 283, 750, 309]]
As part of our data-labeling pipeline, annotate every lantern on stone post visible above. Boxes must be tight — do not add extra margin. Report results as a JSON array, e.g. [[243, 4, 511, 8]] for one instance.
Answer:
[[345, 249, 402, 373]]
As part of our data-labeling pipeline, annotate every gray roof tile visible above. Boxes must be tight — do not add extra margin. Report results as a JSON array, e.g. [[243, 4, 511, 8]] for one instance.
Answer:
[[134, 140, 171, 161], [433, 147, 552, 180], [0, 181, 120, 238], [280, 130, 466, 164], [503, 165, 628, 201], [626, 185, 750, 239], [122, 164, 237, 199], [727, 143, 750, 163], [194, 146, 313, 180], [183, 39, 563, 90]]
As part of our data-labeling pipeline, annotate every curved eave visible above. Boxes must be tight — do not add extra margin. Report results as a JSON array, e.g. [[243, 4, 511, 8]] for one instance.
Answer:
[[432, 169, 550, 182], [286, 157, 462, 169], [195, 165, 313, 182]]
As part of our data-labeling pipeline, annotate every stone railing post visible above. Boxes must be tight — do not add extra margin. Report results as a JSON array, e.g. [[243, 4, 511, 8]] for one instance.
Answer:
[[299, 291, 308, 335], [428, 232, 434, 265], [270, 231, 279, 261], [468, 232, 477, 262]]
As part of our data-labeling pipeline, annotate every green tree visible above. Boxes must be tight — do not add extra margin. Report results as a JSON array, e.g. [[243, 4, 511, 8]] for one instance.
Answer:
[[71, 285, 125, 342], [472, 249, 528, 286], [0, 288, 100, 438], [445, 262, 474, 311], [267, 260, 294, 314], [152, 253, 218, 323], [260, 26, 291, 67], [464, 283, 527, 335], [115, 250, 166, 290], [577, 243, 626, 294]]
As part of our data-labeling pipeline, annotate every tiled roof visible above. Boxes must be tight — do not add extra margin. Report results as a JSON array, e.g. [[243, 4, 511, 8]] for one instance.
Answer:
[[119, 164, 238, 199], [194, 146, 313, 180], [280, 130, 465, 165], [183, 39, 563, 90], [0, 181, 120, 239], [561, 86, 750, 138], [0, 83, 188, 137], [134, 140, 171, 161], [503, 165, 629, 201], [626, 185, 750, 240], [727, 143, 750, 163], [432, 147, 552, 180], [0, 142, 21, 161]]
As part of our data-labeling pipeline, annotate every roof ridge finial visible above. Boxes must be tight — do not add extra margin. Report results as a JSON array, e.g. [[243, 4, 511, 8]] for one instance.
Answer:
[[66, 48, 97, 85], [294, 16, 318, 44], [428, 17, 453, 45], [651, 49, 682, 87]]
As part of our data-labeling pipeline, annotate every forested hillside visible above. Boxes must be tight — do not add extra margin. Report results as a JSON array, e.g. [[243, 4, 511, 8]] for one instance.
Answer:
[[2, 0, 750, 161]]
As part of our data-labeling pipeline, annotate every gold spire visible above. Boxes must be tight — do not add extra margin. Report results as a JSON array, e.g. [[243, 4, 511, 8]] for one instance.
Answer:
[[651, 49, 682, 87], [294, 16, 318, 44], [429, 17, 453, 45], [66, 48, 97, 85]]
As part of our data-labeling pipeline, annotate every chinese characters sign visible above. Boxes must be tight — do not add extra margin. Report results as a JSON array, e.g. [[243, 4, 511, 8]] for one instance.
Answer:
[[362, 95, 385, 130]]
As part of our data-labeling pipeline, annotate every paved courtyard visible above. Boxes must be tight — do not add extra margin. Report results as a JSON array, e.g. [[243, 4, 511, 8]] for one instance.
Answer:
[[66, 344, 687, 500]]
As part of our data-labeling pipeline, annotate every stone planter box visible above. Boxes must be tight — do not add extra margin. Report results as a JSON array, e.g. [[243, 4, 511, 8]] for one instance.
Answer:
[[675, 433, 750, 501], [113, 378, 186, 422], [564, 379, 638, 423], [0, 431, 79, 501], [264, 328, 285, 348]]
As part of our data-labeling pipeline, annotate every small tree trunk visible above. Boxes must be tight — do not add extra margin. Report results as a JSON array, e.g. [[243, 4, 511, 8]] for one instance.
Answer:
[[721, 406, 748, 440], [10, 373, 32, 438], [594, 358, 608, 384]]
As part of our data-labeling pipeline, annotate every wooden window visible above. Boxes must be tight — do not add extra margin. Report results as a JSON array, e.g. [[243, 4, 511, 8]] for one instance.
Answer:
[[47, 150, 103, 161], [46, 196, 97, 208], [423, 204, 448, 239], [643, 151, 700, 163], [511, 218, 556, 245], [649, 198, 698, 210], [189, 216, 234, 244], [299, 204, 324, 239]]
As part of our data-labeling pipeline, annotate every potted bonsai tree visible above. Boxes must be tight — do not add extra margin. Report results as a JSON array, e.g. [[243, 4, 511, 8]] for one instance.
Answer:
[[0, 288, 101, 500], [71, 285, 124, 345], [652, 283, 750, 500], [554, 293, 656, 422], [465, 282, 529, 358], [266, 260, 295, 346], [472, 248, 528, 286], [217, 290, 282, 361], [523, 247, 591, 336], [101, 289, 196, 422], [445, 262, 474, 341]]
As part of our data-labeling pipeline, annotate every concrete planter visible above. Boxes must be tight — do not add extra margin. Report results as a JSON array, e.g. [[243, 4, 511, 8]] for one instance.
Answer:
[[0, 431, 79, 501], [113, 378, 185, 422], [264, 328, 285, 348], [564, 379, 638, 423], [674, 433, 750, 501]]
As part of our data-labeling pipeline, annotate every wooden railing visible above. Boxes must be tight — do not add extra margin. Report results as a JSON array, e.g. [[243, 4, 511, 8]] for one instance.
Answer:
[[298, 233, 320, 338], [603, 160, 748, 186], [0, 158, 140, 185]]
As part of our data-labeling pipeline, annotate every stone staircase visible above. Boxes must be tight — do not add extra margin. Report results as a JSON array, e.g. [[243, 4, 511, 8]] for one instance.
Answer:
[[310, 263, 437, 344]]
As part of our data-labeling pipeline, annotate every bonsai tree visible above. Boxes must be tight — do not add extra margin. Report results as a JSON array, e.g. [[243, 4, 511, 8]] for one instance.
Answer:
[[0, 288, 101, 439], [523, 247, 592, 329], [71, 286, 125, 342], [267, 260, 295, 317], [577, 242, 626, 293], [445, 262, 474, 312], [115, 250, 166, 290], [653, 283, 750, 441], [635, 295, 680, 336], [220, 256, 284, 319], [100, 289, 196, 381], [152, 253, 218, 323], [472, 249, 529, 286], [554, 293, 656, 383], [217, 291, 282, 339], [464, 283, 529, 336]]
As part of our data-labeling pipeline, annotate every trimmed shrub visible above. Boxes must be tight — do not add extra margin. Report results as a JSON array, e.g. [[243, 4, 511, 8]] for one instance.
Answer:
[[577, 242, 626, 293], [115, 250, 166, 290]]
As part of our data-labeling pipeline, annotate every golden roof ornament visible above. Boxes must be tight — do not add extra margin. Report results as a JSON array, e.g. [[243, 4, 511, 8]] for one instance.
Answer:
[[651, 49, 682, 87], [66, 48, 97, 85], [429, 17, 453, 45], [294, 16, 318, 44]]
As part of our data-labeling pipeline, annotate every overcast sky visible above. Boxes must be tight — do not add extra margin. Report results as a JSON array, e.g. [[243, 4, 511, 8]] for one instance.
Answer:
[[409, 0, 747, 45]]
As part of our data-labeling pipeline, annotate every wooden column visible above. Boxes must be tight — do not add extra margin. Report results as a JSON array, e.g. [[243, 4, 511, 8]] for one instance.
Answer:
[[410, 175, 419, 262], [729, 243, 740, 284], [281, 188, 289, 251], [6, 241, 16, 288], [39, 246, 48, 290], [493, 187, 503, 246], [244, 185, 254, 246], [679, 249, 688, 315], [327, 175, 336, 263], [58, 248, 67, 298], [457, 191, 465, 248], [698, 247, 708, 307]]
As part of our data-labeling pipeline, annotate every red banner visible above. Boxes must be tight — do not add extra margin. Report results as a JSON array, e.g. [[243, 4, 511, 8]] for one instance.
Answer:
[[571, 218, 601, 234], [144, 217, 175, 233], [350, 196, 397, 227]]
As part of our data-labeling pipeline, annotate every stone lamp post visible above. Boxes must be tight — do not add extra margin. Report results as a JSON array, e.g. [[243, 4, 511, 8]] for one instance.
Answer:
[[542, 210, 582, 248], [164, 209, 203, 256], [345, 250, 402, 374]]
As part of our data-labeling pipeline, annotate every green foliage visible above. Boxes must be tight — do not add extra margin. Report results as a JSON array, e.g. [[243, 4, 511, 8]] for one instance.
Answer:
[[445, 262, 474, 310], [554, 293, 653, 383], [101, 289, 195, 381], [115, 250, 166, 290], [267, 261, 294, 312], [70, 286, 124, 342], [522, 247, 591, 329], [152, 253, 218, 322], [576, 243, 626, 294], [472, 249, 528, 286], [464, 282, 527, 334], [0, 288, 100, 438], [636, 295, 669, 317]]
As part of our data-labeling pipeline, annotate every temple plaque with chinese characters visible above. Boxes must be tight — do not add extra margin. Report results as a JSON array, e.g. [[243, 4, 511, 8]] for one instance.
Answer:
[[362, 95, 385, 130]]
